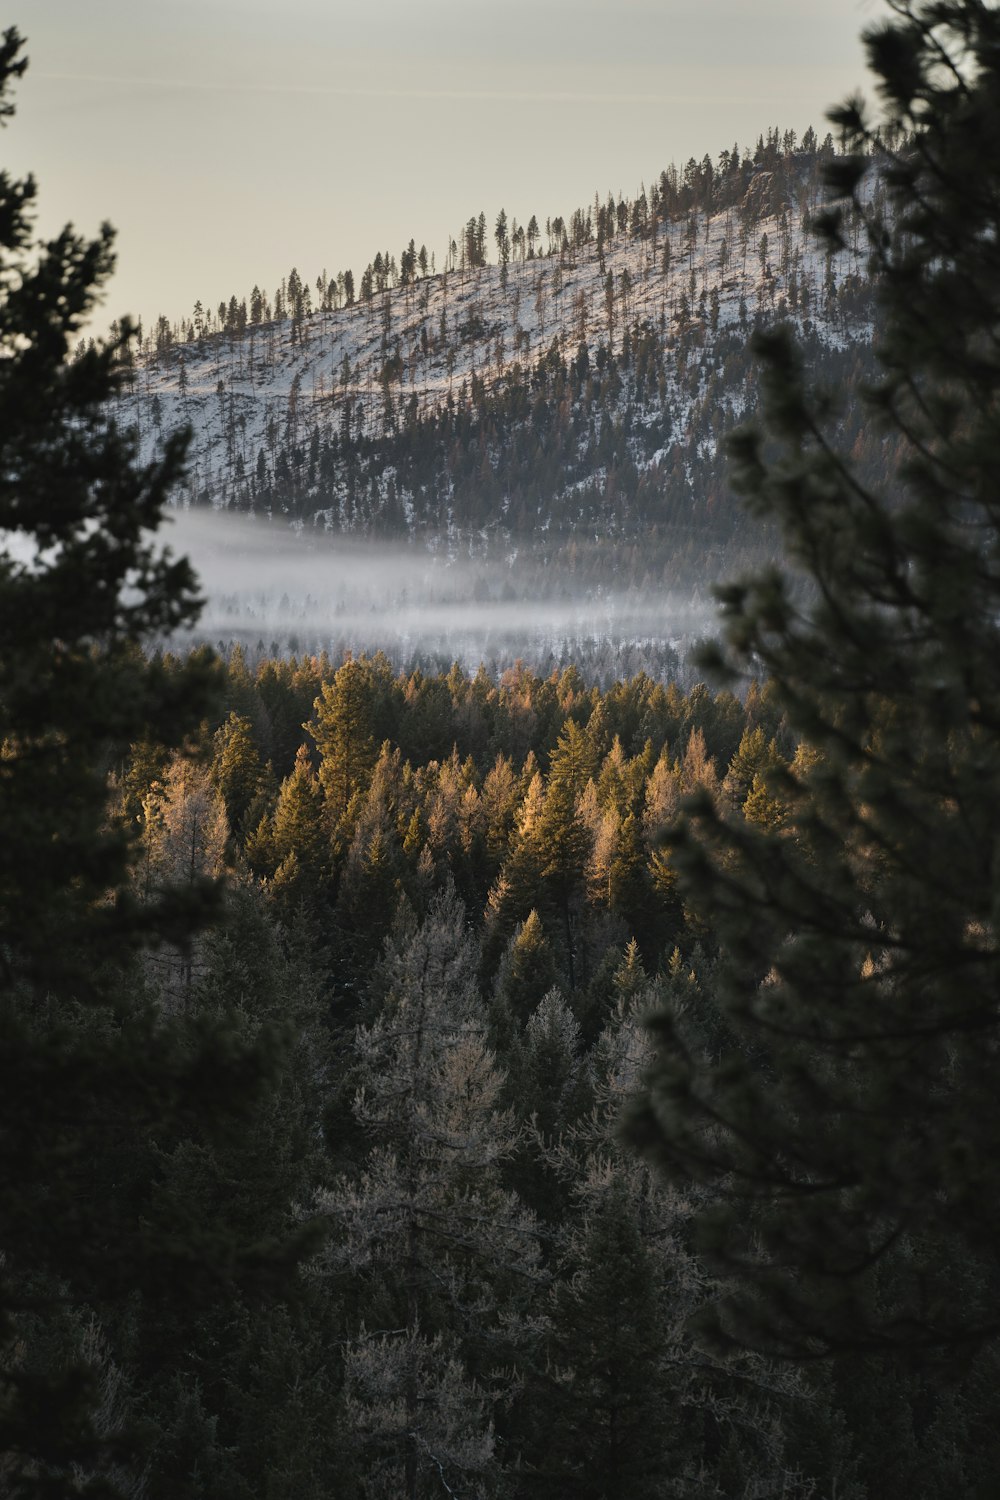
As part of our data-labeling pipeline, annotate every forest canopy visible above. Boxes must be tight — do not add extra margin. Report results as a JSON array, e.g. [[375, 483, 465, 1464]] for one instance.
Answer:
[[8, 1, 1000, 1495]]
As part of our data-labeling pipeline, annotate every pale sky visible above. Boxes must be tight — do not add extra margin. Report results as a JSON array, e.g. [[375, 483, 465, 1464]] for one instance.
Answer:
[[7, 1, 878, 336]]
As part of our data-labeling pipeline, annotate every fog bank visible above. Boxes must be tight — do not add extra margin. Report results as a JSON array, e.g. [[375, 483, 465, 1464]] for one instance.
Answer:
[[159, 508, 714, 680]]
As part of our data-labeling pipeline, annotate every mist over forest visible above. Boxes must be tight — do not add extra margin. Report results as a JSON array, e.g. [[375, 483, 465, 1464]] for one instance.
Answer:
[[164, 506, 709, 679], [123, 126, 895, 685], [122, 124, 884, 643]]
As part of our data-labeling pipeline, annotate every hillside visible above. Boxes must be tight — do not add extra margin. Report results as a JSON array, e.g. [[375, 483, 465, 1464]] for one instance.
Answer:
[[114, 128, 886, 607]]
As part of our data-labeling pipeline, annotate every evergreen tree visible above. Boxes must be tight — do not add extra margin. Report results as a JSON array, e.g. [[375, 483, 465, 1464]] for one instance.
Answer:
[[525, 1173, 679, 1500], [503, 987, 590, 1219], [0, 32, 295, 1487], [523, 966, 809, 1498], [212, 710, 268, 839], [307, 656, 381, 828], [313, 888, 541, 1497], [268, 743, 328, 895], [630, 0, 1000, 1357], [530, 736, 593, 988], [135, 889, 334, 1499], [492, 908, 558, 1027]]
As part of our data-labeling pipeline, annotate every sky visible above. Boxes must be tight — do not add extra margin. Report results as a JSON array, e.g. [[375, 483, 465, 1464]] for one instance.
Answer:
[[8, 1, 878, 337]]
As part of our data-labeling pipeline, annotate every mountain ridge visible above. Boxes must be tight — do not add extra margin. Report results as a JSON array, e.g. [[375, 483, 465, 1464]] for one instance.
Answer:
[[113, 129, 888, 600]]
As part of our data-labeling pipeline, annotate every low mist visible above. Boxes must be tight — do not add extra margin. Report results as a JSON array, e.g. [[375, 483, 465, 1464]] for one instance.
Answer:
[[159, 508, 715, 680]]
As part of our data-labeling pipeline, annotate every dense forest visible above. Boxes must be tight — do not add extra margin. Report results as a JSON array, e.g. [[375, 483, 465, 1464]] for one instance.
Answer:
[[88, 646, 1000, 1498], [9, 2, 1000, 1497]]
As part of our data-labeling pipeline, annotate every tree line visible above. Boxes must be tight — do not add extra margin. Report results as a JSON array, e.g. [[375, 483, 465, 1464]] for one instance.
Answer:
[[130, 122, 864, 358]]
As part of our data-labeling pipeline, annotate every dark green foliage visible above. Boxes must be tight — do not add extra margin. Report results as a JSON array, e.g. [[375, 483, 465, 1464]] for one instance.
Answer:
[[0, 35, 305, 1489], [314, 888, 541, 1498], [492, 909, 558, 1027], [629, 0, 1000, 1362], [0, 107, 217, 992], [524, 1178, 680, 1499], [133, 892, 334, 1499], [502, 987, 591, 1220]]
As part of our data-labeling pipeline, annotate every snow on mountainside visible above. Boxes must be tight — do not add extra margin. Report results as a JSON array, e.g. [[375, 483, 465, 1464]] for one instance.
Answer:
[[117, 143, 876, 529], [109, 139, 886, 670]]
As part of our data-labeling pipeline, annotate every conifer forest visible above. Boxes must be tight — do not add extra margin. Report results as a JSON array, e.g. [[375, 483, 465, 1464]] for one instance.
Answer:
[[6, 3, 1000, 1496]]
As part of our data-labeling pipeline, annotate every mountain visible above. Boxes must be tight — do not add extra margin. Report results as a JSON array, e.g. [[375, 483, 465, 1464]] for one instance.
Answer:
[[113, 128, 886, 604]]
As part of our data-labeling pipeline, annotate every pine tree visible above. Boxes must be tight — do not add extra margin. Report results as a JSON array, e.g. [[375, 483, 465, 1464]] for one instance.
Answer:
[[269, 744, 328, 884], [307, 656, 380, 827], [630, 0, 1000, 1357], [523, 966, 809, 1498], [313, 888, 541, 1497], [211, 710, 267, 838], [133, 889, 334, 1498], [0, 32, 294, 1487], [492, 908, 558, 1027], [525, 1172, 681, 1500]]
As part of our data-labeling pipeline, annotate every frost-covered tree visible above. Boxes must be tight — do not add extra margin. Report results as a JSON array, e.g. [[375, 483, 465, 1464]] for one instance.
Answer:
[[524, 964, 810, 1497], [313, 887, 543, 1498]]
